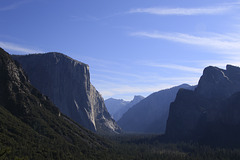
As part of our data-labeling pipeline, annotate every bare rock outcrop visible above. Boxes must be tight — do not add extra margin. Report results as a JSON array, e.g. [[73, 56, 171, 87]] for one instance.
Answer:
[[165, 65, 240, 146], [12, 53, 121, 134]]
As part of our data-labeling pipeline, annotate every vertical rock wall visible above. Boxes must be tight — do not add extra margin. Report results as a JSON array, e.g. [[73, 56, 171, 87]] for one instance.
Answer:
[[12, 53, 121, 134]]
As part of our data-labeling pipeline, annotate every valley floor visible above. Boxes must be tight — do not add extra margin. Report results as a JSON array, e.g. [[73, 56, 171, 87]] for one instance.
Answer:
[[104, 134, 240, 160], [2, 133, 240, 159]]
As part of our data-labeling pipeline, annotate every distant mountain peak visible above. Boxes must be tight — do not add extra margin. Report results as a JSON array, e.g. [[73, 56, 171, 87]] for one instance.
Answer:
[[132, 95, 145, 101], [105, 95, 144, 121]]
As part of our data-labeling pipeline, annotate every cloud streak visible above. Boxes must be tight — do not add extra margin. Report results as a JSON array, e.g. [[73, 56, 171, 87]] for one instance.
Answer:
[[92, 68, 143, 79], [92, 70, 200, 100], [0, 0, 31, 11], [97, 83, 174, 99], [0, 41, 42, 53], [129, 5, 234, 16], [131, 32, 240, 54], [143, 62, 202, 73], [97, 77, 199, 100]]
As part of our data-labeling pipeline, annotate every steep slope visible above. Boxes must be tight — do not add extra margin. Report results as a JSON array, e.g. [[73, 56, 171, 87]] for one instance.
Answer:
[[105, 98, 129, 120], [118, 84, 194, 134], [0, 48, 110, 159], [165, 65, 240, 146], [105, 95, 144, 121], [12, 53, 120, 134]]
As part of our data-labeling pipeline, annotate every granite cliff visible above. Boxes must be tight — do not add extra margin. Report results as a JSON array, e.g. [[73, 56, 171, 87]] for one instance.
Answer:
[[165, 65, 240, 146], [12, 53, 121, 134], [196, 65, 240, 99], [0, 48, 110, 159]]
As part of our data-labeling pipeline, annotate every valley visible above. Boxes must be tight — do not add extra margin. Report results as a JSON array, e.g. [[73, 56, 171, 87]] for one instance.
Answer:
[[1, 1, 240, 159], [1, 47, 240, 159]]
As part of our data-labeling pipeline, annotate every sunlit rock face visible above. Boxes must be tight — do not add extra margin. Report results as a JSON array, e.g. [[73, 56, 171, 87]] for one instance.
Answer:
[[165, 65, 240, 146], [12, 53, 121, 134]]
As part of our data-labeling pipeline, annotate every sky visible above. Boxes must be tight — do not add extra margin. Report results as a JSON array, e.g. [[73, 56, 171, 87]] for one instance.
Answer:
[[1, 0, 240, 100]]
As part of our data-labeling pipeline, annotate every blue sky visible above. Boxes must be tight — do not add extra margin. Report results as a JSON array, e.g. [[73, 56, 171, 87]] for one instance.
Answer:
[[1, 0, 240, 100]]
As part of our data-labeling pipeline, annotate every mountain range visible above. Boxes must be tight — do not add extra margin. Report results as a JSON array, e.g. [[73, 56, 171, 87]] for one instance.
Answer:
[[118, 84, 195, 134], [105, 95, 144, 121], [12, 53, 120, 134]]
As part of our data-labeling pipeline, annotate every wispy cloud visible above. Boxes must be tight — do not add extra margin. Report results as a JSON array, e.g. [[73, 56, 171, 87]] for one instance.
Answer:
[[92, 68, 142, 79], [0, 0, 31, 11], [143, 62, 202, 73], [92, 71, 200, 100], [97, 83, 174, 99], [94, 75, 199, 86], [0, 41, 42, 53], [129, 4, 234, 16], [79, 56, 124, 68], [131, 32, 240, 54], [88, 58, 201, 99], [96, 77, 199, 100]]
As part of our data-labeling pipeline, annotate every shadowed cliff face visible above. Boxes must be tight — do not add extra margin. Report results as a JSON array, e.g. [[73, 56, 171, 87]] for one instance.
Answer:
[[118, 84, 194, 134], [196, 65, 240, 99], [12, 53, 121, 134], [165, 65, 240, 146]]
